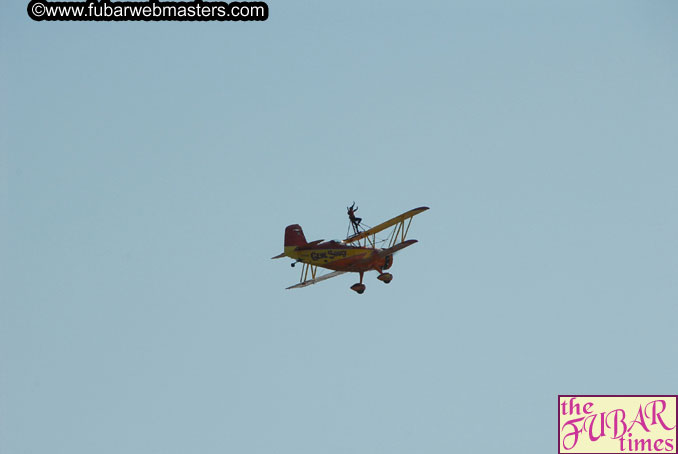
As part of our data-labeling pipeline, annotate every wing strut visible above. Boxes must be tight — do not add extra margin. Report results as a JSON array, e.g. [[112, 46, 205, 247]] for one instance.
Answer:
[[301, 262, 317, 282]]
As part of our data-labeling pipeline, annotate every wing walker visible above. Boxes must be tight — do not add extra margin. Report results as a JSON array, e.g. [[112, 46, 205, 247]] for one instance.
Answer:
[[272, 205, 429, 294]]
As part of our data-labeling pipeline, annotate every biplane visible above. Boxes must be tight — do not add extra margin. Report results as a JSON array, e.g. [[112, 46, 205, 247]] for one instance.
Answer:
[[272, 206, 429, 294]]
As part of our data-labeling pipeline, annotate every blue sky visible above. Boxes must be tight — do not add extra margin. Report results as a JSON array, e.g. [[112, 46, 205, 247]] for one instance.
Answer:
[[2, 1, 677, 453]]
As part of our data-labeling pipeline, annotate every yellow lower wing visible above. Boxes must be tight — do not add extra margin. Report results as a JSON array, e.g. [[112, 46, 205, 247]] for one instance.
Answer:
[[286, 271, 347, 289]]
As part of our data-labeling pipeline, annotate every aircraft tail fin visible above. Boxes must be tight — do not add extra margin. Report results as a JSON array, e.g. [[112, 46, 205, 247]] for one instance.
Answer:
[[272, 224, 308, 259], [284, 224, 307, 247]]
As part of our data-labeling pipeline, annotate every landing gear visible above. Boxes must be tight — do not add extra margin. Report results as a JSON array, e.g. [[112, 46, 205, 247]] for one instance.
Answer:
[[377, 273, 393, 284], [291, 259, 301, 267], [350, 283, 366, 294], [351, 272, 366, 294]]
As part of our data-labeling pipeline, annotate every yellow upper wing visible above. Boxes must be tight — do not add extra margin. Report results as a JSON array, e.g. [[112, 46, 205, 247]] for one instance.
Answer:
[[343, 206, 429, 244]]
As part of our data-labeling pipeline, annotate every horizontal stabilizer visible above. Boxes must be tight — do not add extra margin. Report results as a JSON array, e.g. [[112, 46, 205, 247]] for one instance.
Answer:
[[296, 239, 324, 249], [271, 252, 286, 259]]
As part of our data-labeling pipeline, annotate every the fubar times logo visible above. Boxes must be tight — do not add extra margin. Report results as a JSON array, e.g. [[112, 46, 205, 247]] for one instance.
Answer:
[[559, 396, 677, 453]]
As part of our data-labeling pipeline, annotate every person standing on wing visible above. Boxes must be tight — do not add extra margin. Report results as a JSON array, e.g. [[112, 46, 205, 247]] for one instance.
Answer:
[[347, 202, 362, 235]]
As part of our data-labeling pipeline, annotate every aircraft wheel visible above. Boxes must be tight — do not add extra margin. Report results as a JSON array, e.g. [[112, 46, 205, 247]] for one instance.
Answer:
[[377, 273, 393, 284], [351, 283, 366, 294]]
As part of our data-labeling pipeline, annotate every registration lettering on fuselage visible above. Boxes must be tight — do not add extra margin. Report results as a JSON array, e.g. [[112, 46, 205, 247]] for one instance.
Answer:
[[310, 250, 347, 261]]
